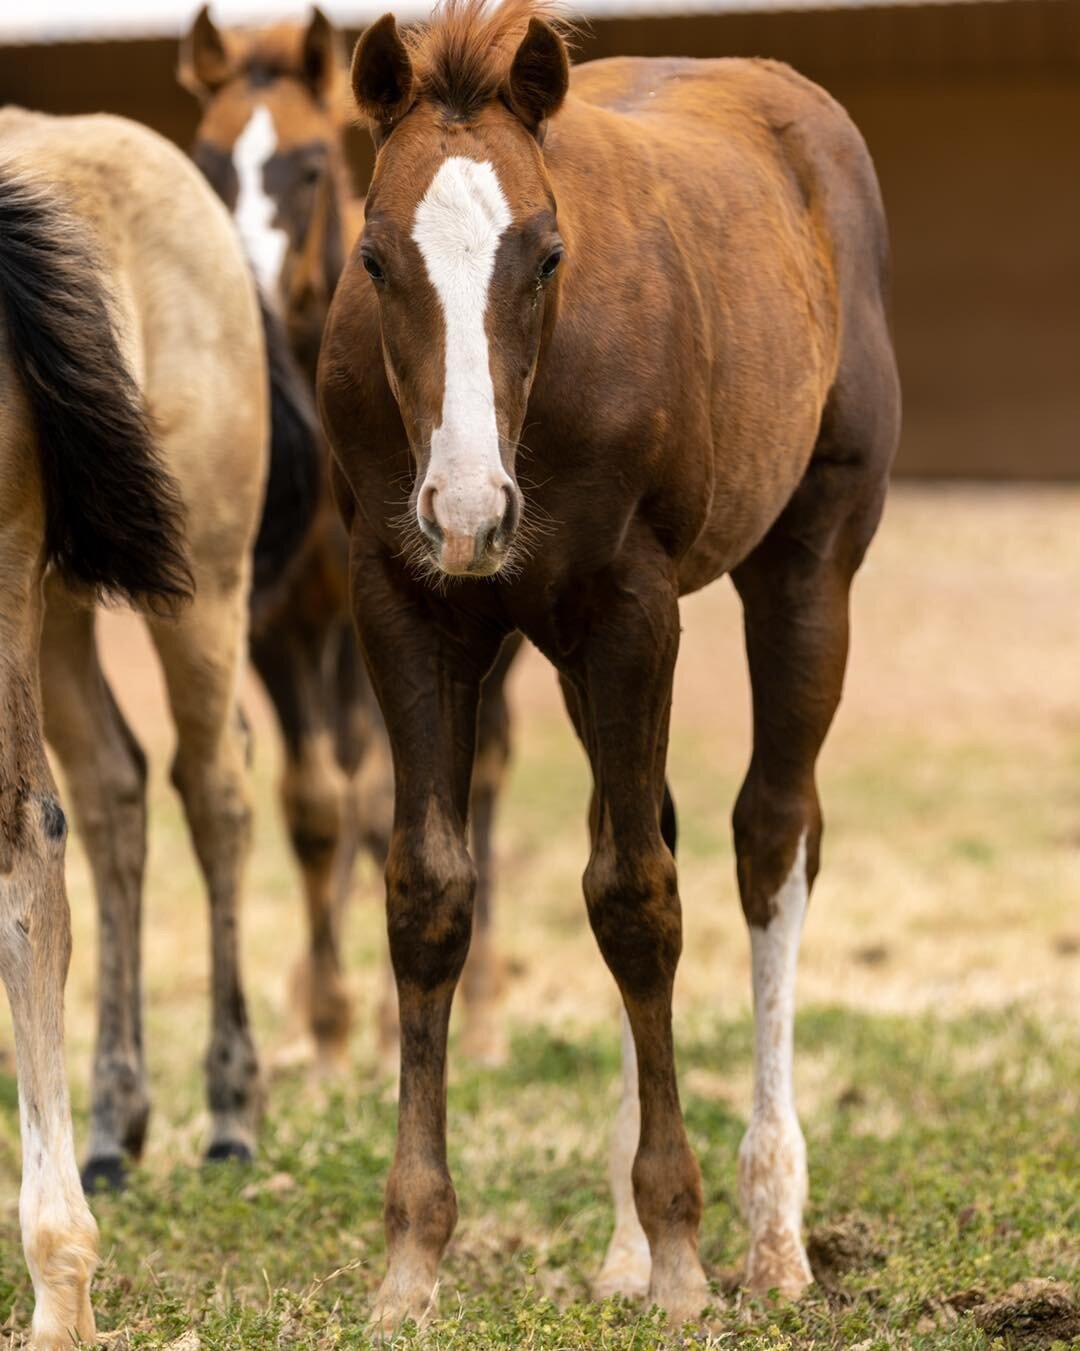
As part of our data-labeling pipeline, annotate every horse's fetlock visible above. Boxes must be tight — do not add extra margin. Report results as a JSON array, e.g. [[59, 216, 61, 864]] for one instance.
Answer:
[[386, 1162, 458, 1253], [632, 1137, 703, 1240]]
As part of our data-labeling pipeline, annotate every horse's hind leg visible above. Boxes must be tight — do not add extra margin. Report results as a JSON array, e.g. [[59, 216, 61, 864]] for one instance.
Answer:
[[149, 578, 262, 1161], [459, 632, 520, 1066], [0, 558, 97, 1346], [730, 449, 889, 1298], [39, 577, 150, 1191]]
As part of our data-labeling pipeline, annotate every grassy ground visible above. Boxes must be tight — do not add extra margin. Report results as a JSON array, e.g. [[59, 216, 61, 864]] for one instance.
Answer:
[[0, 486, 1078, 1347]]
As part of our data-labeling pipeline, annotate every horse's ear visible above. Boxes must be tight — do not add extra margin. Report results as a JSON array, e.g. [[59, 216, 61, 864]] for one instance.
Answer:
[[350, 14, 414, 134], [178, 4, 231, 99], [506, 18, 568, 136], [301, 7, 344, 104]]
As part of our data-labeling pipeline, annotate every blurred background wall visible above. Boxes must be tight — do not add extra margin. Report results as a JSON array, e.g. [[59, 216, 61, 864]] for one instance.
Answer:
[[2, 0, 1077, 478]]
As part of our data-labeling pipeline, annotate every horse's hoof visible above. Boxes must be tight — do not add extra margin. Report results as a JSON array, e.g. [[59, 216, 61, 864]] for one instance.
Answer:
[[205, 1140, 253, 1166], [593, 1234, 652, 1301], [745, 1226, 813, 1300], [81, 1154, 127, 1194], [648, 1246, 716, 1326]]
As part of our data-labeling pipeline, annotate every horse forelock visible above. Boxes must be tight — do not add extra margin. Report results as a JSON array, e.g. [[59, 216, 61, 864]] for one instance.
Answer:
[[405, 0, 573, 122]]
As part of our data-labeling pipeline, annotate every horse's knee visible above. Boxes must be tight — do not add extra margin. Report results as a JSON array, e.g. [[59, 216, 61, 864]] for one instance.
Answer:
[[583, 840, 681, 995], [386, 818, 474, 991], [73, 737, 147, 856], [172, 749, 252, 844], [733, 770, 821, 926], [0, 792, 71, 971], [282, 746, 346, 870]]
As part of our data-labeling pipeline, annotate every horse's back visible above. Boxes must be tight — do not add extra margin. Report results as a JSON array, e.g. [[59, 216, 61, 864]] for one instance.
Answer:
[[550, 55, 897, 585], [570, 54, 887, 275]]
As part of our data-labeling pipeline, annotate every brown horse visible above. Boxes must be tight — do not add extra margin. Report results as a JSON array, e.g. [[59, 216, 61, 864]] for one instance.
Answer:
[[320, 0, 900, 1329], [0, 109, 255, 1343], [180, 4, 520, 1068], [0, 106, 270, 1202]]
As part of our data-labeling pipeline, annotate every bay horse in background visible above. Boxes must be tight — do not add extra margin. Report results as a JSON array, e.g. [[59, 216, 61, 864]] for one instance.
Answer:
[[320, 0, 900, 1329], [0, 107, 273, 1206], [0, 107, 260, 1344], [180, 4, 520, 1068]]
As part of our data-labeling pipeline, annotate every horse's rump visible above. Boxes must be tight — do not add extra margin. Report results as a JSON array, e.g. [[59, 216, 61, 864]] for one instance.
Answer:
[[0, 168, 193, 611]]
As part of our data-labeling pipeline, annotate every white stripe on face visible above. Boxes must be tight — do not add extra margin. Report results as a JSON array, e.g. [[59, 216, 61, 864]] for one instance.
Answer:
[[411, 157, 514, 551], [233, 105, 289, 299]]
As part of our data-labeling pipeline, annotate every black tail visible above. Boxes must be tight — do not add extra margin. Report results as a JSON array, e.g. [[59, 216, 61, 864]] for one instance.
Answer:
[[0, 170, 193, 611], [251, 294, 322, 600]]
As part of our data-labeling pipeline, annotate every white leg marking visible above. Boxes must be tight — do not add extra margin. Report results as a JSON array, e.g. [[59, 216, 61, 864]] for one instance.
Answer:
[[233, 105, 289, 299], [738, 830, 814, 1297], [20, 1103, 98, 1347], [3, 896, 98, 1345], [412, 157, 514, 550], [594, 1008, 652, 1300]]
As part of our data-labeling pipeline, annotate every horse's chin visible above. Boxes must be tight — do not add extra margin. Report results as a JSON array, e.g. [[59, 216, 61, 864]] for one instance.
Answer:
[[431, 551, 507, 580]]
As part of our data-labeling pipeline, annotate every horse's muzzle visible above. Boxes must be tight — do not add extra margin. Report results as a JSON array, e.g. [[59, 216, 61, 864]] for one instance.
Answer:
[[416, 479, 521, 577]]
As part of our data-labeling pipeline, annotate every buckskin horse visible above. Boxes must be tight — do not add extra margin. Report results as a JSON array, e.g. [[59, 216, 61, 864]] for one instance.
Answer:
[[0, 106, 272, 1216], [0, 108, 263, 1343], [180, 4, 521, 1067], [319, 0, 900, 1328]]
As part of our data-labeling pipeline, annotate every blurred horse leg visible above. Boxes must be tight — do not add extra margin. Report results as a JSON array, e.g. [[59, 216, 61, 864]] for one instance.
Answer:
[[251, 615, 354, 1071], [40, 576, 150, 1190], [149, 573, 262, 1160], [459, 632, 521, 1065]]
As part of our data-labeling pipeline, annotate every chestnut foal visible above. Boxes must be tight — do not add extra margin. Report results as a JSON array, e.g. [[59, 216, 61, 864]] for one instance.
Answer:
[[320, 0, 899, 1329], [180, 5, 519, 1067]]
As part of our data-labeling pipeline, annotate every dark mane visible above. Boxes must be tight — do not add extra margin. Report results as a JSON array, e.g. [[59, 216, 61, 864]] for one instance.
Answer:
[[406, 0, 573, 121]]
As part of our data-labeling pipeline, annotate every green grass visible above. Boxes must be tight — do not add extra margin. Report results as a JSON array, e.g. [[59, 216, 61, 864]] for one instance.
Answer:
[[1, 1006, 1075, 1348]]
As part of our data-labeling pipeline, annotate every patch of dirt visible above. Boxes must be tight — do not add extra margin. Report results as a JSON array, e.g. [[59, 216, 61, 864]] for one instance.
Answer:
[[806, 1217, 885, 1293], [943, 1287, 989, 1314], [969, 1279, 1080, 1347]]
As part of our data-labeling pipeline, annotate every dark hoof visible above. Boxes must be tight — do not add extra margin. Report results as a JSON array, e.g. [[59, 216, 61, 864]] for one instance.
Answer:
[[205, 1140, 253, 1166], [82, 1154, 127, 1195]]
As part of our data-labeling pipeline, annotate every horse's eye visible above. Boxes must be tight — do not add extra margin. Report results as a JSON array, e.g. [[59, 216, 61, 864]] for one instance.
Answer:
[[362, 251, 386, 285], [538, 248, 563, 283]]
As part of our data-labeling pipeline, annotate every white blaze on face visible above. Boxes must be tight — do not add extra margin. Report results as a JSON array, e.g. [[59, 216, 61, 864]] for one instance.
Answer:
[[411, 156, 514, 553], [738, 830, 814, 1294], [233, 104, 289, 299]]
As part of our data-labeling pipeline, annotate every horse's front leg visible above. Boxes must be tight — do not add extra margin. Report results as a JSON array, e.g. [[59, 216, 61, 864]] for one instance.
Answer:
[[354, 551, 506, 1332], [568, 542, 711, 1326]]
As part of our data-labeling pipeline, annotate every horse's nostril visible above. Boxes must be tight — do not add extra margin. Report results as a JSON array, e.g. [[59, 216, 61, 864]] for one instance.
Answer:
[[499, 486, 521, 539], [416, 482, 444, 546], [417, 512, 442, 547]]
